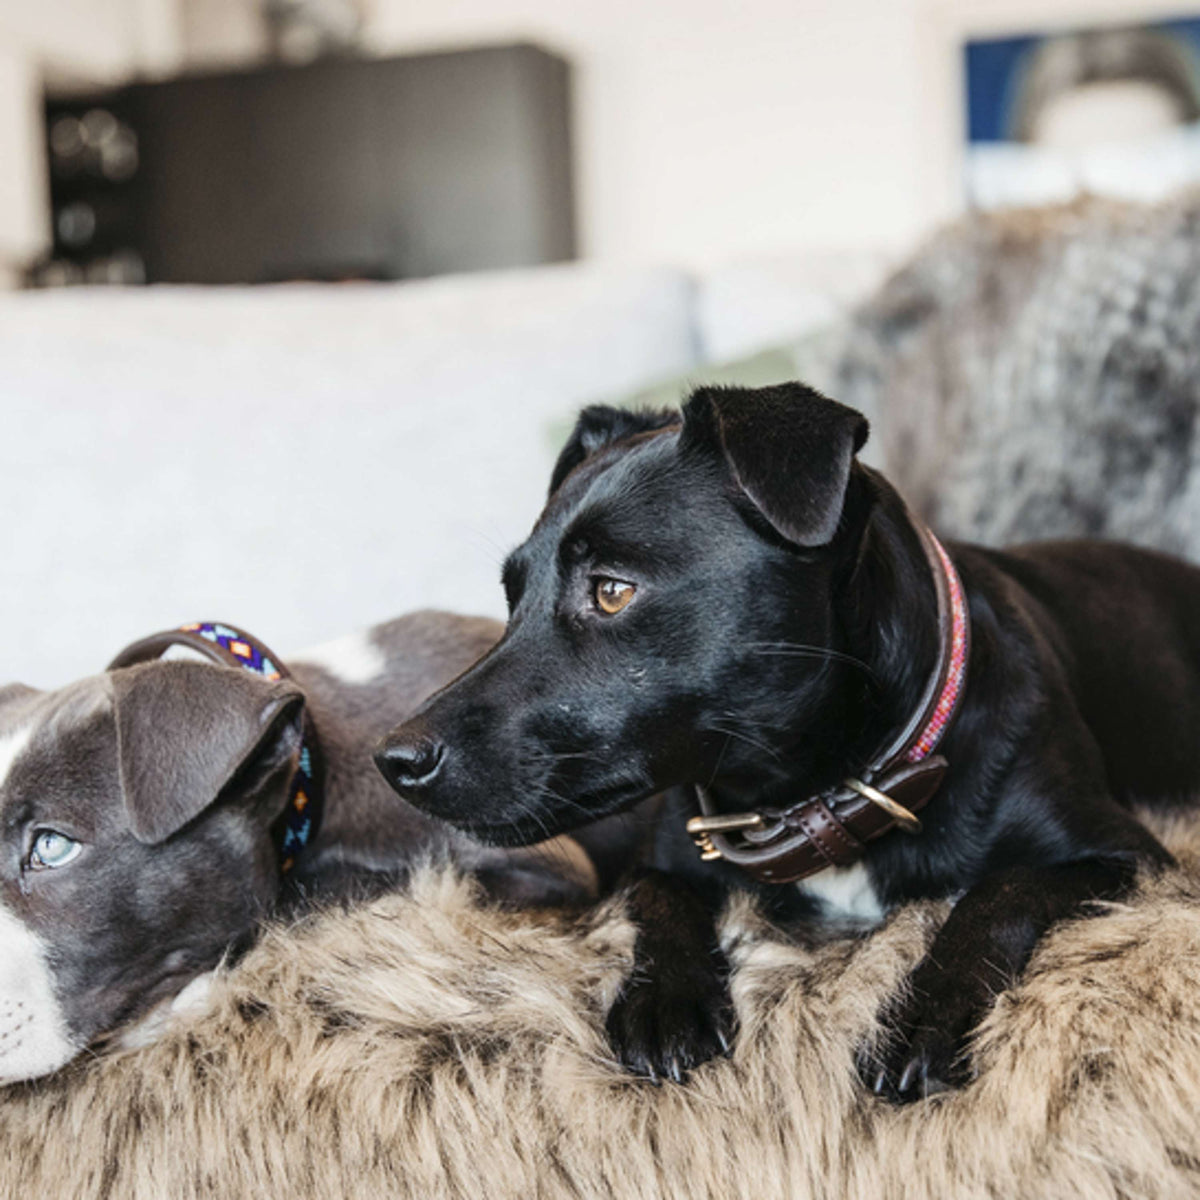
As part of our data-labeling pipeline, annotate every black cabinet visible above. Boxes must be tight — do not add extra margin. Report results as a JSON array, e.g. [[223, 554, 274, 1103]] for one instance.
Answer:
[[42, 44, 575, 285]]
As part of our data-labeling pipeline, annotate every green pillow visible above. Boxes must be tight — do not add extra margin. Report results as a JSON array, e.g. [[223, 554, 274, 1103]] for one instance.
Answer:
[[548, 324, 846, 454]]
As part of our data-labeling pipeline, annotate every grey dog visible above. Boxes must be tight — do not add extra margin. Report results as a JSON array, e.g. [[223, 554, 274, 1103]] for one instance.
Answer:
[[0, 611, 593, 1084]]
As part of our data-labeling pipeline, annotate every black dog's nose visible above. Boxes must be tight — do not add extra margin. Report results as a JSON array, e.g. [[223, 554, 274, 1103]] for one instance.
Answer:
[[374, 730, 446, 792]]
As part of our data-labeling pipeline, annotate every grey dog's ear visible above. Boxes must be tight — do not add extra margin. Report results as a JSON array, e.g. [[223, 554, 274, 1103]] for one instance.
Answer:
[[550, 405, 680, 495], [0, 683, 39, 710], [681, 383, 869, 547], [111, 660, 306, 845]]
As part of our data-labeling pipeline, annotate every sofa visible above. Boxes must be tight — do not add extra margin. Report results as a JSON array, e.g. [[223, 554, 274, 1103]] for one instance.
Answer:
[[0, 252, 886, 688]]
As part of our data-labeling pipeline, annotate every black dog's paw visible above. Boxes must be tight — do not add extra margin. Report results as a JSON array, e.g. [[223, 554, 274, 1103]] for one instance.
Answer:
[[605, 958, 734, 1083], [857, 958, 987, 1103]]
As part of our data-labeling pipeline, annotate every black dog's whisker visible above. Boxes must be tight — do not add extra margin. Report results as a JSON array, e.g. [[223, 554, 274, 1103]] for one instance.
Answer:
[[745, 641, 878, 684], [531, 786, 593, 822], [505, 791, 557, 844], [520, 770, 607, 825], [706, 719, 784, 764], [706, 730, 732, 788], [524, 748, 608, 768]]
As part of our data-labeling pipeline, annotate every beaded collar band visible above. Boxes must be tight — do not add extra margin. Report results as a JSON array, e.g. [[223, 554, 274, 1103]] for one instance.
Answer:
[[687, 517, 970, 885], [108, 622, 324, 875], [903, 536, 968, 764]]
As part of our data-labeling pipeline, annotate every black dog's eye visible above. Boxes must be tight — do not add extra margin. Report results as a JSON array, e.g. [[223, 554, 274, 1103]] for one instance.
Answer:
[[592, 577, 636, 616]]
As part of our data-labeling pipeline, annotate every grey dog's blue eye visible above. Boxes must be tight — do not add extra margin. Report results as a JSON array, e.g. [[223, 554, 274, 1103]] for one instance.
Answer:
[[29, 831, 82, 871]]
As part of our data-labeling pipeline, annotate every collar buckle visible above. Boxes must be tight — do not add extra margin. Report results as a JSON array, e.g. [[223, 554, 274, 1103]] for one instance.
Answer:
[[843, 776, 922, 833], [685, 811, 764, 861]]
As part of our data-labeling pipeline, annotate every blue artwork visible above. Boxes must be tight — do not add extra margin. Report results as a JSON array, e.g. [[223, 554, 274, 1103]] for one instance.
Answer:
[[965, 17, 1200, 144], [965, 36, 1039, 144], [962, 16, 1200, 208]]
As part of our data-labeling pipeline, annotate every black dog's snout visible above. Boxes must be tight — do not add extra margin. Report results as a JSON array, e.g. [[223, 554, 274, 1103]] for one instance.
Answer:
[[374, 729, 446, 793]]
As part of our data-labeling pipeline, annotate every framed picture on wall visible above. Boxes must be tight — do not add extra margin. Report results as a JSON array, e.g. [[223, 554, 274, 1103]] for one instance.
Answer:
[[964, 16, 1200, 209]]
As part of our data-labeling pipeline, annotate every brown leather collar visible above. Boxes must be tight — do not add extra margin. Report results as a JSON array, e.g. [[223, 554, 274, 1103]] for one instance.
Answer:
[[686, 518, 970, 885]]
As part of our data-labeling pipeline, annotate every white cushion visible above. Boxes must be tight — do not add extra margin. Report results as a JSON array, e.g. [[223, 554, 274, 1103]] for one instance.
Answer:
[[697, 250, 892, 362], [0, 264, 697, 686]]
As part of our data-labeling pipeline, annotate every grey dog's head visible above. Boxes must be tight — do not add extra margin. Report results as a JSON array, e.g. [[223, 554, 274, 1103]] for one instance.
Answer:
[[0, 659, 304, 1083]]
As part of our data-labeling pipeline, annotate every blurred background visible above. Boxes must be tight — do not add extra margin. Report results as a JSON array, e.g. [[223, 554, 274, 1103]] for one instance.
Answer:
[[6, 0, 1200, 686]]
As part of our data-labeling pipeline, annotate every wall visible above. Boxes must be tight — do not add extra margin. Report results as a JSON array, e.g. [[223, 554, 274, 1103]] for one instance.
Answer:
[[361, 0, 929, 266], [2, 0, 1198, 283], [0, 49, 42, 288], [358, 0, 1200, 269], [179, 0, 267, 67]]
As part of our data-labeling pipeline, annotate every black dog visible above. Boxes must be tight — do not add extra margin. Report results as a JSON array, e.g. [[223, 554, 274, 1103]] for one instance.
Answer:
[[377, 383, 1196, 1101]]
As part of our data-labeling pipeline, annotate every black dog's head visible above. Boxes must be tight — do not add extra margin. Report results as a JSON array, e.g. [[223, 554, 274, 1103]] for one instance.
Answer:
[[377, 383, 886, 846]]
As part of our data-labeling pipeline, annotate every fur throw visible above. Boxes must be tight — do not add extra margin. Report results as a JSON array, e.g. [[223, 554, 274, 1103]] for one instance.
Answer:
[[5, 813, 1200, 1199], [801, 193, 1200, 555]]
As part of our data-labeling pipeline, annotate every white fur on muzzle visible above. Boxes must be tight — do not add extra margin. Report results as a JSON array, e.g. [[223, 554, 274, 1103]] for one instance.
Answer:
[[0, 903, 78, 1083]]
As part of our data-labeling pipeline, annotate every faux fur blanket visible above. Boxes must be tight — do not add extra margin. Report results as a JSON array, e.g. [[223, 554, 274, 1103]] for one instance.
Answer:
[[797, 193, 1200, 558], [5, 813, 1200, 1199]]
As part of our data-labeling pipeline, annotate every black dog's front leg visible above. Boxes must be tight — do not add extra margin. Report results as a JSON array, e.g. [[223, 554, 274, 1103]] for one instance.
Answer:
[[864, 854, 1152, 1102], [605, 868, 734, 1082]]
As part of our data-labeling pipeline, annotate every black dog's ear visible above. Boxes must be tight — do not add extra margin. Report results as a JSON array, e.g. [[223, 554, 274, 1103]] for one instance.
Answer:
[[111, 660, 305, 845], [681, 383, 869, 547], [550, 405, 679, 495]]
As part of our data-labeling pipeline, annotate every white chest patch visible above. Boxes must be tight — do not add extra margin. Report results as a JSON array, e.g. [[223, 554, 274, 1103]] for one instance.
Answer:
[[117, 970, 217, 1052], [796, 861, 885, 925], [294, 631, 386, 685], [0, 903, 78, 1083], [0, 725, 33, 790]]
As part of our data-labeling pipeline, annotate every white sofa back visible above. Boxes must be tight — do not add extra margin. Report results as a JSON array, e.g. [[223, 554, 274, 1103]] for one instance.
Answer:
[[1, 264, 697, 686]]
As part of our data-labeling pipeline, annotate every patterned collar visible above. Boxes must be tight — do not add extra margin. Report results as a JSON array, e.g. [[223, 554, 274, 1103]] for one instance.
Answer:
[[109, 622, 324, 874], [903, 535, 969, 764]]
